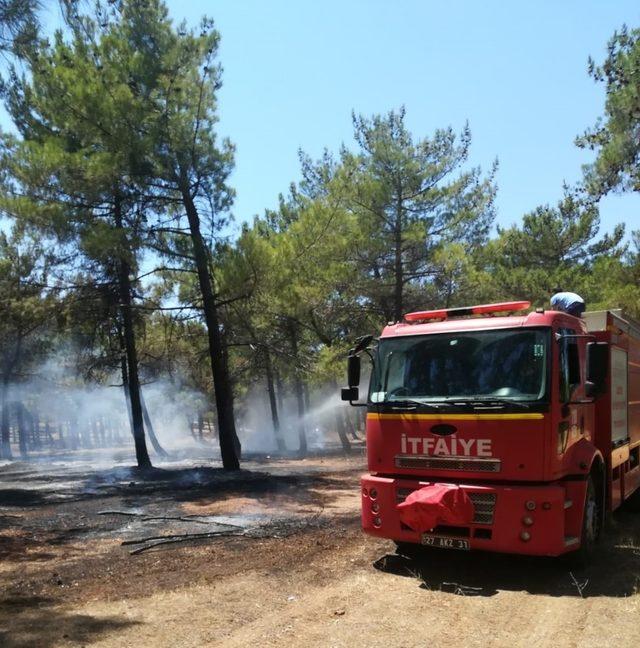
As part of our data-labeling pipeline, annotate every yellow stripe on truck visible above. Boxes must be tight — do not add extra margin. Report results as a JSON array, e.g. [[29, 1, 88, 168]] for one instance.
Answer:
[[367, 412, 545, 421]]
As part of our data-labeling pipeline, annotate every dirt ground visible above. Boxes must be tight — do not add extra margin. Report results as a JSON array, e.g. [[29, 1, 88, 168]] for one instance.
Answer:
[[1, 451, 640, 648]]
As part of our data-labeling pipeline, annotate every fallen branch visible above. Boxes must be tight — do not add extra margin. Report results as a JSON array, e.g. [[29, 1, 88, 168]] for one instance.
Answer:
[[98, 510, 243, 527], [569, 571, 589, 598], [126, 530, 247, 555], [123, 508, 326, 555], [139, 516, 209, 526], [122, 530, 247, 546]]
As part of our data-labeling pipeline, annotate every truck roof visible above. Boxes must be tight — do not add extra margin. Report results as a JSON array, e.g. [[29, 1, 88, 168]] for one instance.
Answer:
[[381, 309, 585, 338]]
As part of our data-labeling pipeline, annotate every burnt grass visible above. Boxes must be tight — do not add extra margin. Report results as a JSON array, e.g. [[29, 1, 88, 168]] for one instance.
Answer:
[[0, 456, 362, 647], [0, 452, 363, 568], [1, 450, 640, 648], [0, 454, 365, 647]]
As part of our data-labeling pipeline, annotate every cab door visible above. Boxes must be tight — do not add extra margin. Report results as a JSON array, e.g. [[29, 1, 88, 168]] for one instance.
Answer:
[[554, 328, 594, 475]]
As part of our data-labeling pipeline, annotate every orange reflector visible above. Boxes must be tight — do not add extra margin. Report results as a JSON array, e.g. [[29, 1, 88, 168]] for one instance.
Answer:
[[404, 301, 531, 323]]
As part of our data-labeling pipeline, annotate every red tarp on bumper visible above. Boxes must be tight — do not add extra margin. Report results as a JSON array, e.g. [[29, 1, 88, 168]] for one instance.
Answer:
[[396, 483, 475, 532]]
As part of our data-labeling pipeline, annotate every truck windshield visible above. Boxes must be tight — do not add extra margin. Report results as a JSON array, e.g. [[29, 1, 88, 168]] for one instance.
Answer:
[[370, 328, 548, 404]]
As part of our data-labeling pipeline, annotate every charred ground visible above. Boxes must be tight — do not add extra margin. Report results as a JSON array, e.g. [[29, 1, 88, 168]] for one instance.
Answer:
[[1, 452, 640, 648]]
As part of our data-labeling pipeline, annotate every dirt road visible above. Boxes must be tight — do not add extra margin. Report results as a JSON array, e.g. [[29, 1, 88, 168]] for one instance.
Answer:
[[1, 453, 639, 647]]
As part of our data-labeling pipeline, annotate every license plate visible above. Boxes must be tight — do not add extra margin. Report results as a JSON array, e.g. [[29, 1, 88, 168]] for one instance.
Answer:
[[421, 535, 470, 550]]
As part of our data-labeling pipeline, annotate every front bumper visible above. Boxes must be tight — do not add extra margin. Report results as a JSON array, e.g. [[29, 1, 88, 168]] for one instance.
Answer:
[[361, 474, 585, 557]]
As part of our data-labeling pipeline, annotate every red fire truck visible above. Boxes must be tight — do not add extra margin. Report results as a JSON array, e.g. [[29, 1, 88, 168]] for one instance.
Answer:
[[342, 302, 640, 561]]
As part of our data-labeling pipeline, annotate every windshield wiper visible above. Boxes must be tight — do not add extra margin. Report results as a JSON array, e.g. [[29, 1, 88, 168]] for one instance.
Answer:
[[449, 397, 531, 410], [384, 399, 451, 410]]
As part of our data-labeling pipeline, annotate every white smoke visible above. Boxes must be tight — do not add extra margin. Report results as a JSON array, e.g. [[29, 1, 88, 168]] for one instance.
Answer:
[[236, 385, 359, 453], [1, 348, 366, 462]]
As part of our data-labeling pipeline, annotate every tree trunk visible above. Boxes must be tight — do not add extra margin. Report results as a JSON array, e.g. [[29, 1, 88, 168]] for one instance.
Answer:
[[68, 413, 80, 450], [275, 368, 285, 417], [0, 378, 12, 460], [303, 382, 311, 415], [180, 181, 240, 470], [330, 380, 352, 453], [140, 391, 168, 458], [42, 419, 51, 445], [293, 375, 306, 457], [16, 402, 27, 458], [32, 410, 40, 449], [121, 354, 135, 433], [115, 193, 151, 469], [264, 349, 285, 452], [345, 411, 360, 440], [186, 416, 198, 440], [288, 323, 307, 457], [91, 418, 100, 448]]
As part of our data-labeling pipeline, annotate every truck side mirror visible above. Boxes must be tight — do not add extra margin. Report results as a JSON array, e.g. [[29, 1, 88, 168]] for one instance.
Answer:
[[347, 353, 361, 387], [341, 387, 359, 402], [586, 342, 608, 395]]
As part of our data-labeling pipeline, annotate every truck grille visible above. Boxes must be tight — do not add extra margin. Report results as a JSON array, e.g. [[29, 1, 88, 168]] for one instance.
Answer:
[[468, 492, 496, 524], [396, 488, 496, 525], [394, 454, 501, 473]]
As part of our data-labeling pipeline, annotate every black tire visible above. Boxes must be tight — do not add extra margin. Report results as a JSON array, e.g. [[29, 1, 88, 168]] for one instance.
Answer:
[[567, 473, 603, 567]]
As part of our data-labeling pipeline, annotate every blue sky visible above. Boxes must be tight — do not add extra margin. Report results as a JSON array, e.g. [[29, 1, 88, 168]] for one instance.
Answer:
[[159, 0, 640, 239], [16, 1, 640, 240]]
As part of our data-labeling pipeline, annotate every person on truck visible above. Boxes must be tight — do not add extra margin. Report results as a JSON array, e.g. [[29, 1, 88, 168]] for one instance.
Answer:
[[550, 289, 585, 317]]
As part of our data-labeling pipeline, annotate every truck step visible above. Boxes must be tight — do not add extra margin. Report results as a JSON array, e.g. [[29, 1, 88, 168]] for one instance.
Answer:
[[564, 500, 573, 509], [564, 536, 580, 547]]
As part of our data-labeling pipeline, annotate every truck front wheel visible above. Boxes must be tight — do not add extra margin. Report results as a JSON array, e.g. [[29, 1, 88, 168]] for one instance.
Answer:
[[570, 473, 603, 566]]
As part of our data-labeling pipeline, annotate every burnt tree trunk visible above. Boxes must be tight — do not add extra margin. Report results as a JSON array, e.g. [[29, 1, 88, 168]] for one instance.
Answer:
[[179, 180, 240, 470], [334, 410, 352, 452], [121, 354, 135, 433], [275, 368, 285, 418], [32, 410, 40, 449], [140, 391, 169, 458], [42, 419, 50, 446], [115, 193, 151, 469], [293, 376, 306, 457], [67, 413, 80, 450], [330, 381, 352, 453], [186, 416, 198, 440], [288, 324, 307, 457], [345, 411, 360, 440], [264, 349, 285, 452], [16, 402, 27, 458], [303, 382, 311, 415], [0, 378, 11, 460], [91, 418, 100, 448]]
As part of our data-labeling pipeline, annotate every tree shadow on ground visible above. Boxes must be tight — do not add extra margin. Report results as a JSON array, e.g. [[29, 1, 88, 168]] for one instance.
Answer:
[[373, 511, 640, 598], [0, 464, 356, 509], [0, 595, 139, 648], [0, 489, 47, 506], [0, 467, 356, 508]]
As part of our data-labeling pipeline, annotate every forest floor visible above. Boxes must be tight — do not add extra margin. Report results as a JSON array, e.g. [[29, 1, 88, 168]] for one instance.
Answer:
[[1, 449, 640, 647]]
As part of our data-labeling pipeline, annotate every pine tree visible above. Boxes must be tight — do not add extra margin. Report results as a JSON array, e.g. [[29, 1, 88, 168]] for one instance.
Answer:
[[577, 25, 640, 197], [300, 108, 497, 322], [0, 2, 158, 467]]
